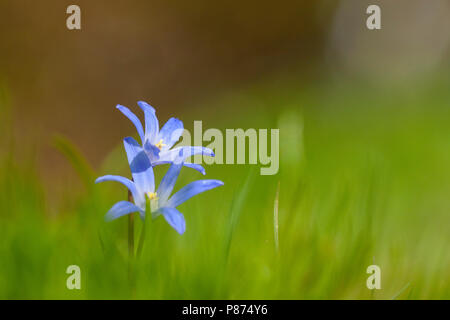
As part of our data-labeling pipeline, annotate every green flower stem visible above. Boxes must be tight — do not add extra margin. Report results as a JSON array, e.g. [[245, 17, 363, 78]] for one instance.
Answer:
[[137, 196, 152, 259], [136, 220, 146, 259], [127, 190, 135, 291], [128, 190, 134, 260]]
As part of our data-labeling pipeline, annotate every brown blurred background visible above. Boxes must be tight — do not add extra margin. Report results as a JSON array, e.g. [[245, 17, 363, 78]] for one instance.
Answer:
[[0, 1, 333, 171], [1, 0, 449, 191]]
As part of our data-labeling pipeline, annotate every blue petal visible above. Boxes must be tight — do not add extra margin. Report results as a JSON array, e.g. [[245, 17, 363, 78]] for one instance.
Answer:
[[116, 105, 145, 144], [137, 101, 159, 144], [150, 160, 206, 175], [167, 180, 224, 208], [157, 155, 183, 205], [149, 160, 171, 166], [95, 175, 139, 202], [144, 140, 161, 161], [123, 137, 155, 195], [158, 118, 184, 149], [159, 207, 186, 235], [159, 146, 215, 163], [182, 163, 206, 175], [137, 100, 155, 112], [105, 201, 144, 221]]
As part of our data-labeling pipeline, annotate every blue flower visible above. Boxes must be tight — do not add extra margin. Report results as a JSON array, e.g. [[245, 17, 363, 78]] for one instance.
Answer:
[[116, 101, 214, 175], [95, 137, 224, 234]]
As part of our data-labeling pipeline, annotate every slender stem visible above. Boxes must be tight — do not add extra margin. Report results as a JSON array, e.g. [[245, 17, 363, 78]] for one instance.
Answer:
[[274, 181, 280, 254], [128, 190, 135, 259], [137, 200, 152, 259], [128, 214, 134, 258], [127, 190, 135, 289], [136, 222, 146, 259]]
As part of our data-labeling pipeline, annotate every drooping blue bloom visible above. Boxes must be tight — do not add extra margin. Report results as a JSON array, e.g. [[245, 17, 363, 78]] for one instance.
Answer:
[[95, 137, 224, 234], [116, 101, 214, 175]]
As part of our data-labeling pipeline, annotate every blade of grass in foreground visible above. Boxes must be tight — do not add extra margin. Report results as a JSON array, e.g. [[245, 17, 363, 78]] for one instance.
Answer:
[[224, 167, 256, 261], [215, 168, 256, 298], [274, 181, 280, 254], [391, 282, 411, 300]]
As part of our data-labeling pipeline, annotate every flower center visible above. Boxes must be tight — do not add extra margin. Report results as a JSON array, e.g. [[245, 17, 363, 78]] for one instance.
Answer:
[[155, 139, 166, 150], [146, 192, 159, 212], [147, 192, 158, 200]]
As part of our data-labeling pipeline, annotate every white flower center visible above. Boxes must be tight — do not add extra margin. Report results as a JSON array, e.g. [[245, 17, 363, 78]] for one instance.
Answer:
[[147, 192, 159, 212]]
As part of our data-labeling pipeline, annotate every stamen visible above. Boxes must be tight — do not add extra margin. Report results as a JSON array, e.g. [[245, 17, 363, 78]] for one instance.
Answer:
[[155, 139, 166, 150], [147, 192, 158, 200], [147, 192, 159, 212]]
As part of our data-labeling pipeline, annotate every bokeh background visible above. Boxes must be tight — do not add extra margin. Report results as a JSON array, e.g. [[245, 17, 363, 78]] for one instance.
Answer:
[[0, 0, 449, 299]]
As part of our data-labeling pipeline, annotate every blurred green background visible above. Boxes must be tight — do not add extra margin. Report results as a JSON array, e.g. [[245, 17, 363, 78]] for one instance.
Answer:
[[0, 0, 449, 299]]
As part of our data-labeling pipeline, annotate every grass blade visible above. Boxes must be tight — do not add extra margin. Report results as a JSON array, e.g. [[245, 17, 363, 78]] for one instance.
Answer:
[[274, 181, 280, 253], [224, 167, 256, 260], [391, 282, 411, 300]]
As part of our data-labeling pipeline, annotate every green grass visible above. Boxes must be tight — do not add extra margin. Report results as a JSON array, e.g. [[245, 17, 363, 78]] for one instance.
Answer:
[[0, 78, 449, 299]]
